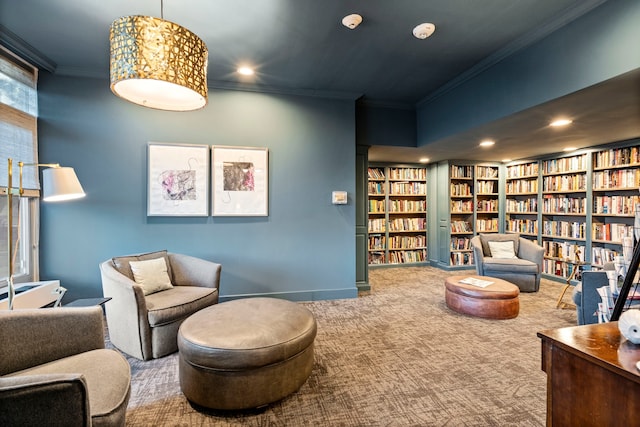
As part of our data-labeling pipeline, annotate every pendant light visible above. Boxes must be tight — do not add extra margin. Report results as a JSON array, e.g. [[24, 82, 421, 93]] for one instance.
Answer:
[[109, 1, 208, 111]]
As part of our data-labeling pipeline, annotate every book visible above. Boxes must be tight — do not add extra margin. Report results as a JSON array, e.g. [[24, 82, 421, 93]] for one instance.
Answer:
[[459, 277, 493, 288]]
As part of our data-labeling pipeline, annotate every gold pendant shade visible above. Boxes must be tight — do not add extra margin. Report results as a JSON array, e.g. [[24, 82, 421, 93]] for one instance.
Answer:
[[109, 15, 208, 111]]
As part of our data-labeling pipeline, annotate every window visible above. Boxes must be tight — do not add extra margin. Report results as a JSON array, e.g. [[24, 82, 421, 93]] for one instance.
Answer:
[[0, 47, 39, 286]]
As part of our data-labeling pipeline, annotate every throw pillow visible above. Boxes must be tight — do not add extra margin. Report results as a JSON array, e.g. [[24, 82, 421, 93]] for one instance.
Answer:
[[488, 241, 518, 259], [129, 257, 174, 295]]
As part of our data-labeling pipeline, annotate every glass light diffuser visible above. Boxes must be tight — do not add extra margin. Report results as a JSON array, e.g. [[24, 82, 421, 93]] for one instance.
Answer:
[[109, 15, 208, 111]]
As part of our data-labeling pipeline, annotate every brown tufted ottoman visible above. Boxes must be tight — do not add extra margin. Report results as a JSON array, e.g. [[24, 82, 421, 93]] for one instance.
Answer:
[[444, 275, 520, 319], [177, 297, 317, 410]]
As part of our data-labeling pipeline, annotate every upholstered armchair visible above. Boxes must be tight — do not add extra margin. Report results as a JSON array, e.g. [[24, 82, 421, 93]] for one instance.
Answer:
[[0, 306, 131, 426], [100, 250, 221, 361], [471, 233, 544, 292]]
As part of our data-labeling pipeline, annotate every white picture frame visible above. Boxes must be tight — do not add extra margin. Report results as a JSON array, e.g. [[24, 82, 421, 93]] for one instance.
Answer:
[[211, 146, 269, 216], [147, 142, 209, 216]]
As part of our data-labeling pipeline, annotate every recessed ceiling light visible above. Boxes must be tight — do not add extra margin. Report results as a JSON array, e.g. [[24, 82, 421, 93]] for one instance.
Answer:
[[479, 140, 495, 147], [550, 118, 573, 127], [237, 67, 254, 76], [502, 159, 512, 163], [419, 157, 430, 163], [563, 147, 577, 152], [413, 23, 436, 39]]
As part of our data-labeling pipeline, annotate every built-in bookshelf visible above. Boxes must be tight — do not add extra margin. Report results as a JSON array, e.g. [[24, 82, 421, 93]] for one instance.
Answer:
[[540, 153, 588, 280], [475, 165, 499, 234], [449, 164, 474, 267], [505, 161, 539, 239], [367, 166, 427, 266], [591, 146, 640, 269]]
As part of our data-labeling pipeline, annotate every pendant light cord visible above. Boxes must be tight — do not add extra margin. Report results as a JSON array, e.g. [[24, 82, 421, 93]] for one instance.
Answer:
[[160, 0, 164, 19]]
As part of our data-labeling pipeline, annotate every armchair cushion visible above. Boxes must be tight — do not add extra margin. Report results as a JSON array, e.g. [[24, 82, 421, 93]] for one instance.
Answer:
[[488, 241, 518, 259], [480, 233, 519, 256], [146, 286, 218, 326], [482, 258, 540, 274], [130, 257, 174, 295], [111, 249, 173, 282]]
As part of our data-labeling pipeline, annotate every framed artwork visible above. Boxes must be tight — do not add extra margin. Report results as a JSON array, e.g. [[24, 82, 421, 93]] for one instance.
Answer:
[[147, 142, 209, 216], [211, 146, 269, 216]]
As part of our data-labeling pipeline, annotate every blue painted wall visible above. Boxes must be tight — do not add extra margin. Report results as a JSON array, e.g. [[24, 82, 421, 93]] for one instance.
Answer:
[[417, 0, 640, 146], [38, 74, 358, 302], [356, 103, 417, 148]]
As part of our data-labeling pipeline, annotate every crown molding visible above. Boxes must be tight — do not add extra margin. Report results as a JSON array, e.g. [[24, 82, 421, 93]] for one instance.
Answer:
[[0, 25, 56, 73]]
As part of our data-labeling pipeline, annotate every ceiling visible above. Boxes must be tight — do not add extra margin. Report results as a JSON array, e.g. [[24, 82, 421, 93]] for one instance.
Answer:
[[1, 0, 638, 163]]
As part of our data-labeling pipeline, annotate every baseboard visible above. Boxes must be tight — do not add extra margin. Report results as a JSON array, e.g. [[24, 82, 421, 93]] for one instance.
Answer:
[[219, 287, 358, 303]]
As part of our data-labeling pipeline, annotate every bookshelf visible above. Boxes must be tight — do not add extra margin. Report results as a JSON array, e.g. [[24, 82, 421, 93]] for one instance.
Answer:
[[540, 153, 588, 280], [505, 161, 539, 239], [591, 145, 640, 269], [475, 165, 500, 234], [367, 166, 428, 266], [449, 164, 474, 267]]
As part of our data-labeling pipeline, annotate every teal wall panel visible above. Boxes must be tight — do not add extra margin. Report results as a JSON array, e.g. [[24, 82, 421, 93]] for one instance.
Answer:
[[37, 75, 358, 302]]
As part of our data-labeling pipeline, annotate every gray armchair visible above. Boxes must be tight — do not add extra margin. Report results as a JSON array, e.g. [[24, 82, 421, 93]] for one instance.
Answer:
[[100, 250, 221, 361], [0, 306, 131, 426], [471, 233, 544, 292]]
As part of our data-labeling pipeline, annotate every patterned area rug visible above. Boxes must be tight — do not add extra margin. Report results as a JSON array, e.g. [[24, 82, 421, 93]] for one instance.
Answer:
[[121, 266, 575, 426]]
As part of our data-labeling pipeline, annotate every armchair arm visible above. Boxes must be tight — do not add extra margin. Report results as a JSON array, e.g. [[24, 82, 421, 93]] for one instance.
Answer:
[[0, 307, 104, 376], [0, 374, 90, 426], [470, 236, 485, 275], [518, 238, 544, 272], [168, 253, 222, 290], [100, 260, 151, 360]]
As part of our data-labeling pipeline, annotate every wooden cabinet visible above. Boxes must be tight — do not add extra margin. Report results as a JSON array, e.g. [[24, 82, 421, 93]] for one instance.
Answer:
[[367, 166, 428, 266]]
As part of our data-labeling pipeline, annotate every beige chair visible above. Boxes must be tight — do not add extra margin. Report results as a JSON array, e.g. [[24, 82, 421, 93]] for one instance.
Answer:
[[0, 306, 131, 426], [471, 234, 544, 292], [100, 250, 221, 361]]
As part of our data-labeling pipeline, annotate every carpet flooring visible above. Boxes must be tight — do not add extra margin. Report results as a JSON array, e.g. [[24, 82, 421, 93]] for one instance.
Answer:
[[121, 266, 576, 426]]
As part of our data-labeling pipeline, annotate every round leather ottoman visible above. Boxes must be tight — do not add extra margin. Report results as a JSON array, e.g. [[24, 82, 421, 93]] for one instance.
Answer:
[[444, 275, 520, 319], [177, 297, 317, 410]]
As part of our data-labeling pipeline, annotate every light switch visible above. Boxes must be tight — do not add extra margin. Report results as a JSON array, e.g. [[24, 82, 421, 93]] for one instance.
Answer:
[[332, 191, 348, 204]]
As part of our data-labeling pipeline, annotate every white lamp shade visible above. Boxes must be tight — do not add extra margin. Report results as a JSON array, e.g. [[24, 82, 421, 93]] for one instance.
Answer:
[[42, 167, 85, 202]]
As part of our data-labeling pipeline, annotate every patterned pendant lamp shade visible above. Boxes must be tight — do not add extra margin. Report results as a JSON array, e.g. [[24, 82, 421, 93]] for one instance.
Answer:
[[109, 15, 208, 111]]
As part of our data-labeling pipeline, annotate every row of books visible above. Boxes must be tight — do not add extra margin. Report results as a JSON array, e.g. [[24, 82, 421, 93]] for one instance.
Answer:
[[593, 147, 640, 169], [367, 218, 386, 232], [368, 200, 385, 213], [476, 166, 499, 179], [451, 221, 472, 233], [543, 241, 585, 261], [476, 180, 497, 194], [593, 196, 640, 215], [506, 198, 537, 212], [506, 179, 538, 193], [450, 183, 472, 196], [389, 249, 427, 264], [450, 237, 471, 251], [368, 182, 385, 194], [543, 259, 581, 278], [368, 235, 386, 250], [450, 251, 474, 266], [542, 220, 586, 239], [388, 168, 426, 180], [542, 174, 587, 192], [476, 199, 498, 211], [541, 196, 586, 214], [450, 165, 473, 179], [542, 154, 588, 174], [506, 162, 539, 179], [388, 200, 426, 212], [476, 219, 499, 232], [593, 169, 640, 190], [367, 168, 385, 179], [388, 235, 426, 249], [451, 200, 473, 212], [388, 217, 426, 232], [389, 182, 426, 195], [591, 223, 634, 242], [591, 247, 620, 266], [505, 219, 538, 234]]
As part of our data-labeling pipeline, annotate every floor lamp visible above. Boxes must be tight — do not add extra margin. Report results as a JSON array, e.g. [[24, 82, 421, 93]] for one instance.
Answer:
[[5, 158, 85, 309]]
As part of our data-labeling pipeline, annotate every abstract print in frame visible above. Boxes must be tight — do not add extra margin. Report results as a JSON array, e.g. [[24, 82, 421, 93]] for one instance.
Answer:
[[147, 142, 209, 216], [211, 146, 269, 216]]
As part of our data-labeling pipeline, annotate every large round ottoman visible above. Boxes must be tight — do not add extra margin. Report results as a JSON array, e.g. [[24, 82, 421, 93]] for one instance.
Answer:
[[444, 275, 520, 319], [177, 297, 317, 410]]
